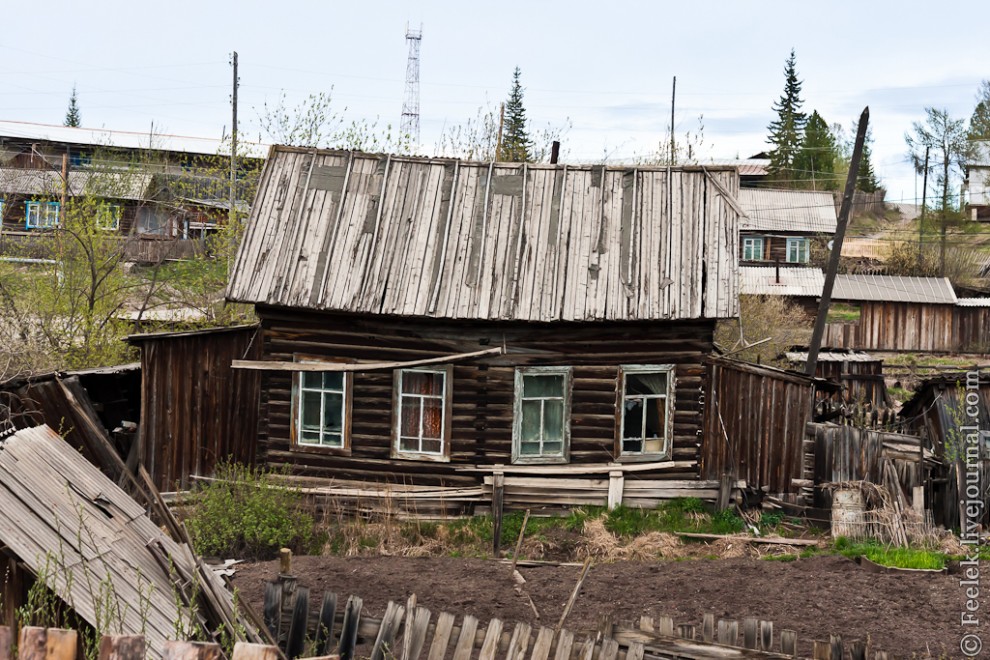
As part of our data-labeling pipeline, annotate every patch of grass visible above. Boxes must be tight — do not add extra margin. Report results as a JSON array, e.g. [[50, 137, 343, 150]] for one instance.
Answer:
[[833, 538, 946, 570], [762, 553, 798, 562], [826, 303, 861, 323]]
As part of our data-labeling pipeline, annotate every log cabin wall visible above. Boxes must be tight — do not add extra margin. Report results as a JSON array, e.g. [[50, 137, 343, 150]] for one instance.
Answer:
[[256, 306, 713, 488]]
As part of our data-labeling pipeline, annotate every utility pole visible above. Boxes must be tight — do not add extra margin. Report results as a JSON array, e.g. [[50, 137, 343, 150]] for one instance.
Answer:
[[230, 51, 239, 226], [496, 102, 505, 160], [919, 146, 929, 271], [805, 107, 870, 377], [400, 25, 423, 146], [669, 76, 676, 164]]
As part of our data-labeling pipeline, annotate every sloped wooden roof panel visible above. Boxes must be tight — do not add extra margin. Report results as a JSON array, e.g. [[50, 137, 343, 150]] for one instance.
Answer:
[[228, 147, 741, 321]]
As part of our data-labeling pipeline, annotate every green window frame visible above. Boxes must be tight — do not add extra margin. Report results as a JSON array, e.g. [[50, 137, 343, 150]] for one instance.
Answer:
[[742, 237, 764, 261], [617, 365, 674, 460], [512, 366, 571, 464], [293, 370, 351, 451], [786, 238, 809, 263]]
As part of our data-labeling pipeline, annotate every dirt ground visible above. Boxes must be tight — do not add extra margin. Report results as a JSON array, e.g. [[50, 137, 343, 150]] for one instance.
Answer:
[[232, 554, 984, 658]]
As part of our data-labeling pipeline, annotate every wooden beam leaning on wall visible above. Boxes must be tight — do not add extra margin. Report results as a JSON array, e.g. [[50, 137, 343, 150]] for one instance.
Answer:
[[232, 346, 505, 372]]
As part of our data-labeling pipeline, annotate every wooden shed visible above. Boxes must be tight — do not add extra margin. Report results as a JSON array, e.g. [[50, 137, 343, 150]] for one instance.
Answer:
[[225, 147, 741, 510], [127, 325, 262, 490]]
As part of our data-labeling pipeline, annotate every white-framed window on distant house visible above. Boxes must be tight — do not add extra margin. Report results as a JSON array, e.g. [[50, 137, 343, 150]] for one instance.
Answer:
[[393, 366, 451, 461], [292, 364, 352, 454], [617, 365, 674, 460], [742, 236, 764, 261], [25, 201, 60, 229], [97, 204, 122, 231], [512, 366, 571, 464], [786, 237, 810, 263]]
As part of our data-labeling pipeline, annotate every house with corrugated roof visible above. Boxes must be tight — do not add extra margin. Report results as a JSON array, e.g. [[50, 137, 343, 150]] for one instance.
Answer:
[[223, 146, 742, 509], [0, 119, 266, 260], [738, 188, 836, 266]]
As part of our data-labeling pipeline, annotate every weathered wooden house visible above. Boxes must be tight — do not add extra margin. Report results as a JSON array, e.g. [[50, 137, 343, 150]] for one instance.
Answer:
[[738, 188, 836, 266], [225, 147, 741, 509]]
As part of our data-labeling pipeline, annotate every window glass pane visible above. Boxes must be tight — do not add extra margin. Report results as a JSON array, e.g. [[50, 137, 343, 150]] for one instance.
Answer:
[[322, 432, 342, 448], [421, 398, 443, 439], [644, 397, 666, 439], [627, 372, 666, 396], [523, 374, 564, 398], [400, 395, 419, 438], [323, 393, 343, 433], [302, 372, 323, 389], [300, 429, 321, 444], [543, 399, 564, 443], [623, 398, 644, 440], [400, 436, 419, 452], [403, 370, 443, 395], [542, 441, 563, 455], [421, 438, 442, 454], [519, 440, 541, 455], [520, 400, 541, 442], [322, 372, 344, 391], [301, 390, 322, 431], [622, 438, 644, 453]]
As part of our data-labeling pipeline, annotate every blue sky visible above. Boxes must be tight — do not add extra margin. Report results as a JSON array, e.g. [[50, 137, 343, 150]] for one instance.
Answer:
[[2, 0, 987, 204]]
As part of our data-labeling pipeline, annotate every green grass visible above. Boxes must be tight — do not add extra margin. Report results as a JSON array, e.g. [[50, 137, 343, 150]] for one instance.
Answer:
[[833, 537, 946, 570], [826, 303, 861, 323]]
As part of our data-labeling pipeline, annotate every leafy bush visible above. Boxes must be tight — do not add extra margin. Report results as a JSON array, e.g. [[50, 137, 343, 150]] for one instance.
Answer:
[[184, 463, 319, 560]]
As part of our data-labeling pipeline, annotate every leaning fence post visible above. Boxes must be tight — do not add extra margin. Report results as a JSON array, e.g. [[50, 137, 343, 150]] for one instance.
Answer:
[[17, 627, 47, 660], [98, 635, 146, 660], [0, 627, 11, 660], [162, 641, 222, 660]]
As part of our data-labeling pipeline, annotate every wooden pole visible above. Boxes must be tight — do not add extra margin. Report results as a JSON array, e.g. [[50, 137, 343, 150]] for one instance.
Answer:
[[491, 470, 505, 557], [805, 107, 870, 377], [556, 557, 592, 632], [509, 509, 530, 573], [98, 635, 147, 660], [495, 103, 505, 161], [550, 141, 560, 165], [61, 152, 69, 213], [230, 51, 239, 227], [669, 76, 676, 164]]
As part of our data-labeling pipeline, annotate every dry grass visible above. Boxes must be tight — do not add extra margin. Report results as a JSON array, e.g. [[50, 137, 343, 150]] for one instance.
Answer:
[[576, 518, 684, 561]]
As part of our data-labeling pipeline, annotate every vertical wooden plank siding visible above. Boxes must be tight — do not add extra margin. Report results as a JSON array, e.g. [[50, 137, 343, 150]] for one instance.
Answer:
[[132, 327, 262, 489], [700, 358, 816, 495]]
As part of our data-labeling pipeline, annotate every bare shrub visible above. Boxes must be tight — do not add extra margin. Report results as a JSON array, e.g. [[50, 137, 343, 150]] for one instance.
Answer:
[[715, 294, 812, 366]]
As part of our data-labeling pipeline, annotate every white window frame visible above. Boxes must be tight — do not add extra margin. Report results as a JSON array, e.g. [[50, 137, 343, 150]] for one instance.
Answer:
[[25, 201, 60, 229], [617, 365, 674, 461], [393, 366, 451, 462], [291, 357, 352, 454], [97, 204, 122, 231], [512, 366, 572, 464], [786, 237, 810, 263], [742, 236, 764, 261]]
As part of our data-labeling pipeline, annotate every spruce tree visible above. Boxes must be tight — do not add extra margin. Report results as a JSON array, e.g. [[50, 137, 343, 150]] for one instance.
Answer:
[[792, 111, 836, 190], [968, 80, 990, 140], [498, 67, 531, 162], [852, 121, 880, 192], [766, 50, 807, 184], [65, 85, 81, 127]]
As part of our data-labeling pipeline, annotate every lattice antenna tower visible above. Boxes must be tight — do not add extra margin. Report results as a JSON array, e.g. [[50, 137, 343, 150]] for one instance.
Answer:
[[400, 24, 422, 145]]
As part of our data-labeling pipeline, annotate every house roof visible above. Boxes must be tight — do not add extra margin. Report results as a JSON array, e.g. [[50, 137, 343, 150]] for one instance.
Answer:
[[0, 167, 153, 200], [738, 188, 837, 233], [785, 349, 879, 363], [227, 147, 742, 322], [832, 274, 957, 304], [956, 297, 990, 307], [0, 119, 269, 159], [739, 266, 824, 297]]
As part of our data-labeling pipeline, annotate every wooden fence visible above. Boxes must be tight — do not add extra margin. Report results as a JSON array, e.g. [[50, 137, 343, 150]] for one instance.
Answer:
[[701, 358, 822, 497], [0, 230, 206, 263], [823, 301, 990, 353]]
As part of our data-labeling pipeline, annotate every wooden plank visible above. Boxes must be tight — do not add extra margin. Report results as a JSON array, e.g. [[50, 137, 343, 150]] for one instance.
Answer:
[[161, 642, 222, 660], [232, 346, 503, 371], [371, 601, 406, 660], [426, 612, 456, 660], [550, 630, 572, 660], [450, 616, 479, 660], [98, 635, 146, 660], [315, 591, 338, 656], [231, 643, 280, 660], [623, 643, 644, 660], [478, 619, 504, 660], [44, 629, 77, 660], [337, 596, 363, 660], [505, 623, 532, 660], [598, 639, 619, 660], [780, 630, 797, 657], [402, 607, 432, 660], [286, 586, 310, 659], [529, 628, 554, 660]]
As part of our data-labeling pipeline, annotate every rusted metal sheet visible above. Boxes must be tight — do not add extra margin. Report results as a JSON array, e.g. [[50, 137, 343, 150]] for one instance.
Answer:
[[227, 148, 741, 323], [128, 325, 262, 489], [701, 357, 821, 495]]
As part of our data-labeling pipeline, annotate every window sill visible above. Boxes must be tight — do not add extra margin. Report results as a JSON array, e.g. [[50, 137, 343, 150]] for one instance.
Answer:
[[615, 453, 671, 463], [392, 451, 450, 463], [290, 443, 351, 457], [511, 455, 570, 465]]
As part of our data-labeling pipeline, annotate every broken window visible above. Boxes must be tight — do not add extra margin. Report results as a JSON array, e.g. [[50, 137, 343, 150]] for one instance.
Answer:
[[513, 367, 570, 463], [295, 371, 349, 449], [786, 237, 809, 263], [742, 237, 764, 261], [618, 366, 673, 459], [394, 367, 450, 461]]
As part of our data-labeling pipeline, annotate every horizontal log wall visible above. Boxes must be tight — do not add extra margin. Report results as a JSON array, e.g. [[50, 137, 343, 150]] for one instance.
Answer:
[[701, 358, 815, 496], [135, 326, 262, 489], [823, 302, 989, 353], [257, 307, 714, 489]]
